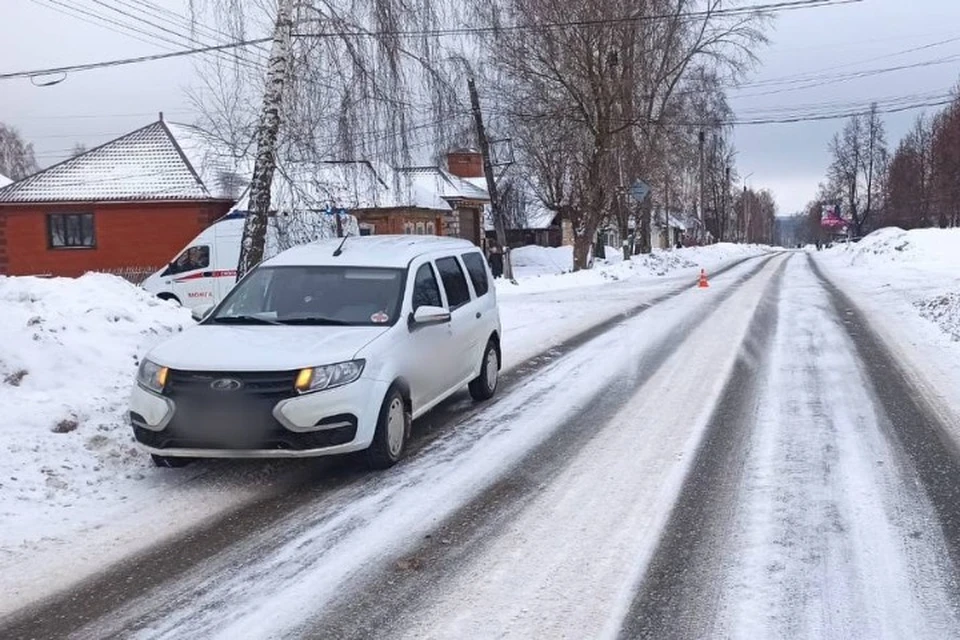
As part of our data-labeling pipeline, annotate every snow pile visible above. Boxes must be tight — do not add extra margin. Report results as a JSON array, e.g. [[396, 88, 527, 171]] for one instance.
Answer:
[[835, 227, 960, 267], [916, 292, 960, 342], [499, 243, 768, 295], [0, 274, 191, 532], [823, 227, 960, 342]]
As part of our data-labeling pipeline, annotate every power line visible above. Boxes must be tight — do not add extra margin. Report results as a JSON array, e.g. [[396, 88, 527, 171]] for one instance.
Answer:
[[294, 0, 860, 39], [4, 0, 858, 81], [0, 37, 272, 80]]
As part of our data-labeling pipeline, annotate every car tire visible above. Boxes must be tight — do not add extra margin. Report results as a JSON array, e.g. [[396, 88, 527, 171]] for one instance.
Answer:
[[151, 454, 193, 468], [469, 339, 500, 402], [365, 387, 410, 470], [157, 293, 181, 306]]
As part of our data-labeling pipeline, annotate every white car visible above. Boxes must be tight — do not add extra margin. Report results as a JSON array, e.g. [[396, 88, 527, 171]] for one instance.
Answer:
[[130, 235, 502, 469]]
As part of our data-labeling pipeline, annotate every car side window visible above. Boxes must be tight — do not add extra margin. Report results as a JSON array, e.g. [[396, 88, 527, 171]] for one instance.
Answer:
[[461, 252, 490, 297], [412, 263, 442, 311], [163, 245, 210, 276], [435, 256, 472, 310]]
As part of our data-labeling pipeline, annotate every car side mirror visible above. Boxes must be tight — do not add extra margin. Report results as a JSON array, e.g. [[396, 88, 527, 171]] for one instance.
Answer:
[[409, 305, 451, 328], [191, 303, 215, 322]]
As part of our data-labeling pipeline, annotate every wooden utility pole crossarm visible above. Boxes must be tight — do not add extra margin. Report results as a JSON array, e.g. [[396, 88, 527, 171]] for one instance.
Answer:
[[468, 77, 513, 280]]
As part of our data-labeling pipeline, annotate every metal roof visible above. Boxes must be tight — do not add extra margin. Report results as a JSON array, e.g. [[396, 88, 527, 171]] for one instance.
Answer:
[[0, 120, 247, 204]]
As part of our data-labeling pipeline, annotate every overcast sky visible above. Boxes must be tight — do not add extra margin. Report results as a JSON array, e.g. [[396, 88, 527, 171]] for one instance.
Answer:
[[3, 0, 960, 215]]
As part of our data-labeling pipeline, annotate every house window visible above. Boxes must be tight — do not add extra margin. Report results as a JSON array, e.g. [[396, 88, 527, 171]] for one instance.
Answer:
[[416, 222, 426, 235], [426, 222, 436, 235], [359, 223, 374, 236], [48, 213, 95, 249], [404, 222, 415, 235]]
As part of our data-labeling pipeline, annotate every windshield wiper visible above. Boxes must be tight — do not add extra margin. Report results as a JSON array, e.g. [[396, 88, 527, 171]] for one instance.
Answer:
[[276, 316, 351, 326], [210, 314, 284, 326]]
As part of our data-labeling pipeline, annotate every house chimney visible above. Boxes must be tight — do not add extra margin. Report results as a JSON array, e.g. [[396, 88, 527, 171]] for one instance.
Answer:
[[159, 111, 164, 121], [446, 148, 484, 179]]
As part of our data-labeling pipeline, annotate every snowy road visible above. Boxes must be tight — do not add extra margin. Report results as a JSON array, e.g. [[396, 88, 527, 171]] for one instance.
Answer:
[[4, 252, 960, 639]]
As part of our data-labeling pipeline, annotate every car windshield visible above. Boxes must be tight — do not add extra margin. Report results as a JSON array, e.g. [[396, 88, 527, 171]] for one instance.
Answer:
[[210, 265, 405, 327]]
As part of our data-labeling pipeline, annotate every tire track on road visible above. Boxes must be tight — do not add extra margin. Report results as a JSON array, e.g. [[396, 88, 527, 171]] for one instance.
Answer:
[[619, 253, 960, 639], [616, 254, 786, 640], [302, 255, 787, 640]]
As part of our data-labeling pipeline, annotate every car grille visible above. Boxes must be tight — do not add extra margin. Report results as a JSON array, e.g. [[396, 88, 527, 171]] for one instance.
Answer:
[[165, 369, 300, 399]]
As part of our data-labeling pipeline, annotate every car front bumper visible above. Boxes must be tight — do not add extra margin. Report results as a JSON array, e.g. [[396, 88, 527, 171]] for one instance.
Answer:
[[129, 377, 389, 459]]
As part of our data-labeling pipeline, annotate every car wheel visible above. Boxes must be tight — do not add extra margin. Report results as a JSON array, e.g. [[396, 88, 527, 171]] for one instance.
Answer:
[[157, 293, 181, 306], [151, 454, 193, 468], [469, 339, 500, 402], [365, 387, 410, 470]]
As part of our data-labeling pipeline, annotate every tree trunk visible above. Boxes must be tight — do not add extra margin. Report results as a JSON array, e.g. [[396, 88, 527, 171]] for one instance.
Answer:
[[236, 0, 294, 280], [639, 203, 652, 254], [573, 233, 592, 271]]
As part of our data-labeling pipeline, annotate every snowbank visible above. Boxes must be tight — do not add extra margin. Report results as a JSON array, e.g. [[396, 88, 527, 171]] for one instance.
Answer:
[[0, 274, 191, 542], [499, 243, 769, 295], [822, 227, 960, 341], [835, 227, 960, 268]]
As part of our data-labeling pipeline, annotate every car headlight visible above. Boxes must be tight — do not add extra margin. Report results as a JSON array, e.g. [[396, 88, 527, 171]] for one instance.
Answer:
[[138, 359, 169, 394], [295, 360, 365, 394]]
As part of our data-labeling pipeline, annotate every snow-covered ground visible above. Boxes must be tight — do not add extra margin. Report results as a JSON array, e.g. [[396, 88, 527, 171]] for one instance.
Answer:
[[497, 243, 769, 296], [816, 226, 960, 434], [0, 274, 190, 538], [0, 245, 767, 615]]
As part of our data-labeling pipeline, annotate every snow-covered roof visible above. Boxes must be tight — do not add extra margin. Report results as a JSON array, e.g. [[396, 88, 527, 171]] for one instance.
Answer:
[[231, 160, 475, 214], [399, 167, 489, 204], [0, 173, 11, 189], [0, 120, 247, 204]]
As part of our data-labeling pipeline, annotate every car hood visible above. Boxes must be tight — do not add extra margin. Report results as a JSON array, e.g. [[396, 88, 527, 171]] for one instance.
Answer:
[[147, 324, 389, 371]]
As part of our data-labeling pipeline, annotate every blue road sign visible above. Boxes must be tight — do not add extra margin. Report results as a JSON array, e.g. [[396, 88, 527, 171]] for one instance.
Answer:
[[628, 179, 651, 202]]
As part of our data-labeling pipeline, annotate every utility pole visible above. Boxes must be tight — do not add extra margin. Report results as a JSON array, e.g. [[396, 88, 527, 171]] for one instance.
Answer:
[[468, 77, 512, 280], [722, 166, 730, 242], [698, 130, 706, 244], [236, 0, 294, 280]]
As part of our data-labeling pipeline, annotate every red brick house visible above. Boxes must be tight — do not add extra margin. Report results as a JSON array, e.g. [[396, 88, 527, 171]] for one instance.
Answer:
[[0, 118, 244, 279]]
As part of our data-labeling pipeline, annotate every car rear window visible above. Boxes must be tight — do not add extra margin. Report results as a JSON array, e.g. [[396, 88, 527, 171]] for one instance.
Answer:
[[461, 252, 490, 297], [436, 257, 471, 310]]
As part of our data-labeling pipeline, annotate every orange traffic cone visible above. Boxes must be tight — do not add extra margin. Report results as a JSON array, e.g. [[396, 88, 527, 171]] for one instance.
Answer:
[[698, 269, 709, 288]]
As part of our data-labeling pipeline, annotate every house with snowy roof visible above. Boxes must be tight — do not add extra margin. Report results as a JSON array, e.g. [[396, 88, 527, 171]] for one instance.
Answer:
[[0, 116, 490, 280], [0, 115, 245, 279], [229, 152, 490, 247]]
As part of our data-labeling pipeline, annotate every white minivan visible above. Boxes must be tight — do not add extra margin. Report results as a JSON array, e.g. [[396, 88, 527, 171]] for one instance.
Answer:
[[129, 235, 502, 469], [141, 214, 244, 308]]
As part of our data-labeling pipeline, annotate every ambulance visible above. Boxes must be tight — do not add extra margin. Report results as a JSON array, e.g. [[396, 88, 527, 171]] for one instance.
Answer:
[[142, 210, 357, 309]]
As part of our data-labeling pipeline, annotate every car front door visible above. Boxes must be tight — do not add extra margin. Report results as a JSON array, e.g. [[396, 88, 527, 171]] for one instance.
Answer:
[[434, 255, 477, 391], [405, 261, 454, 412]]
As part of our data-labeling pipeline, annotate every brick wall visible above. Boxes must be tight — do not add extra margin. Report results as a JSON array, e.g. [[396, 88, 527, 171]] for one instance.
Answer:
[[0, 200, 233, 277]]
